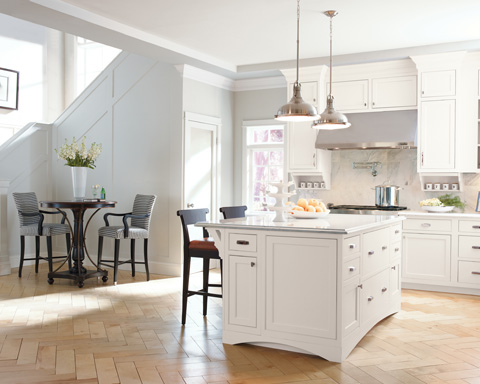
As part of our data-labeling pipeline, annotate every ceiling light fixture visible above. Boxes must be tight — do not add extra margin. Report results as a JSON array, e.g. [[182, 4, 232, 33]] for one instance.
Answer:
[[275, 0, 319, 122], [312, 10, 351, 130]]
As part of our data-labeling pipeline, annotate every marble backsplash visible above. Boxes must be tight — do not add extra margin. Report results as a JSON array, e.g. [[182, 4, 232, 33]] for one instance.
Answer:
[[295, 149, 480, 213]]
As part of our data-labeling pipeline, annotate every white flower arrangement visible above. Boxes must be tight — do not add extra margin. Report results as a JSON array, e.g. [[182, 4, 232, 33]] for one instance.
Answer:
[[419, 198, 443, 207], [56, 137, 102, 169]]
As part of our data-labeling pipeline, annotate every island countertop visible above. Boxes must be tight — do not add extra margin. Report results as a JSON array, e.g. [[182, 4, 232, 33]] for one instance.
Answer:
[[199, 212, 405, 234]]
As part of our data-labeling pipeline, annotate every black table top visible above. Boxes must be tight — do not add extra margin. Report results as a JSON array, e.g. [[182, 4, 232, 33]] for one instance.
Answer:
[[40, 200, 117, 209]]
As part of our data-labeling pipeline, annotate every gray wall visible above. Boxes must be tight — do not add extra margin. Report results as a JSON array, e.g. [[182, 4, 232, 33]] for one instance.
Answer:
[[233, 87, 287, 204], [182, 78, 235, 209]]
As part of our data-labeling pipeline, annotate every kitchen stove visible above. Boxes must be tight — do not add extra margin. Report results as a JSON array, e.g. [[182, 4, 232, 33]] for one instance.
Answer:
[[328, 204, 407, 215]]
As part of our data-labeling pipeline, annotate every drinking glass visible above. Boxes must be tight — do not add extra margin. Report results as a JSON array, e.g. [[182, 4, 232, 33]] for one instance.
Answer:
[[92, 184, 100, 199]]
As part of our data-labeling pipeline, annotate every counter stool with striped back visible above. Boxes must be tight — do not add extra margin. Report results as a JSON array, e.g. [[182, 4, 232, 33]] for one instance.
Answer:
[[219, 205, 247, 219], [13, 192, 71, 277], [97, 194, 156, 284], [177, 208, 221, 325]]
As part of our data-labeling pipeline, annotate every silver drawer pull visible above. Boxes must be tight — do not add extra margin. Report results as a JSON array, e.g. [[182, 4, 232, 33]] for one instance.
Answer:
[[472, 271, 480, 275], [367, 296, 374, 302], [395, 247, 400, 252], [368, 251, 375, 255], [251, 262, 255, 267], [236, 240, 249, 245], [473, 226, 480, 229], [349, 244, 356, 249], [472, 246, 480, 250], [391, 265, 396, 270], [348, 266, 356, 272], [357, 284, 363, 289], [382, 287, 387, 293], [395, 230, 400, 234], [421, 223, 431, 228], [382, 246, 388, 250]]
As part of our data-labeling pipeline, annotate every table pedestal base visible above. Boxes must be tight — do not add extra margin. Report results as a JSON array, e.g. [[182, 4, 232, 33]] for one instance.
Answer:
[[48, 269, 108, 288]]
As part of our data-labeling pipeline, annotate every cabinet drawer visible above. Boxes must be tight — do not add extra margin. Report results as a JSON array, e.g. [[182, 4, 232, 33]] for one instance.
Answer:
[[229, 233, 257, 253], [343, 236, 360, 257], [403, 218, 452, 232], [458, 261, 480, 285], [361, 268, 390, 326], [343, 258, 360, 281], [390, 241, 402, 260], [390, 224, 402, 243], [458, 220, 480, 234], [363, 228, 390, 277], [458, 236, 480, 260]]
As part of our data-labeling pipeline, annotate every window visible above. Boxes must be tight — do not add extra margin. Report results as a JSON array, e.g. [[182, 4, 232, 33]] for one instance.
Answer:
[[244, 122, 286, 212], [75, 37, 120, 97]]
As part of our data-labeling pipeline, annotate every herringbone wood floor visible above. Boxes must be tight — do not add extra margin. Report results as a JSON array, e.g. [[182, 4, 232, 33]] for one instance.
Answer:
[[1, 264, 480, 384]]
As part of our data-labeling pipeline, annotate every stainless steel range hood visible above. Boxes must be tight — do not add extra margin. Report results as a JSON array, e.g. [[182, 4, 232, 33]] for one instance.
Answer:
[[315, 110, 417, 150]]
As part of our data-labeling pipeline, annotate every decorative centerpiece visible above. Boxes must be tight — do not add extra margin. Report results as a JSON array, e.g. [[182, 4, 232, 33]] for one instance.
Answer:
[[267, 181, 296, 222], [56, 137, 102, 200], [419, 194, 466, 213]]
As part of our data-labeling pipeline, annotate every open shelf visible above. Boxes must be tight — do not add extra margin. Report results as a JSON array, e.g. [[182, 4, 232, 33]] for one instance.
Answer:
[[418, 172, 463, 192]]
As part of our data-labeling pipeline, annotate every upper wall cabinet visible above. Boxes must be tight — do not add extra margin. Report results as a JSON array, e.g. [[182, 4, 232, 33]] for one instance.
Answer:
[[372, 76, 417, 109], [412, 51, 479, 173], [421, 70, 456, 98], [332, 80, 368, 111], [328, 60, 418, 114], [281, 66, 332, 179]]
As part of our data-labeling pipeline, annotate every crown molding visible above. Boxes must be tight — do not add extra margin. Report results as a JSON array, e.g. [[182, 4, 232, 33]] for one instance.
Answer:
[[176, 64, 286, 92]]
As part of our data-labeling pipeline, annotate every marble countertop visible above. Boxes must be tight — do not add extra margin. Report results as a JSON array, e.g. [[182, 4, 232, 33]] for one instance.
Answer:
[[199, 213, 404, 234]]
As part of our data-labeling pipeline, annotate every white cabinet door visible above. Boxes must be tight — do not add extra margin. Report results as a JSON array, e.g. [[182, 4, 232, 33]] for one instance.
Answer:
[[342, 278, 360, 337], [372, 76, 417, 109], [227, 255, 257, 329], [421, 70, 456, 97], [402, 233, 451, 282], [419, 99, 455, 170], [331, 80, 368, 111], [389, 260, 401, 311], [287, 122, 317, 172], [265, 236, 337, 339], [363, 228, 390, 279]]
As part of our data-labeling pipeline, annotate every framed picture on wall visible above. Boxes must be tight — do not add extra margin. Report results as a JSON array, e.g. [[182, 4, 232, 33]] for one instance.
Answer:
[[0, 67, 19, 110]]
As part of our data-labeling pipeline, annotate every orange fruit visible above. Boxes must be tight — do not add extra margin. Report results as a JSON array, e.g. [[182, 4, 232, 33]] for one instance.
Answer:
[[308, 198, 319, 207], [292, 206, 304, 211], [315, 206, 324, 212], [297, 198, 308, 209], [306, 205, 315, 212]]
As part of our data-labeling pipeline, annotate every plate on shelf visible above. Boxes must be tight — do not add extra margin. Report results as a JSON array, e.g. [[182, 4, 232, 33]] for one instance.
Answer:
[[421, 206, 455, 213], [288, 210, 330, 219]]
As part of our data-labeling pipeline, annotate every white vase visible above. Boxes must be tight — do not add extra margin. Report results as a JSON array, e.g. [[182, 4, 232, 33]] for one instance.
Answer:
[[71, 167, 88, 200]]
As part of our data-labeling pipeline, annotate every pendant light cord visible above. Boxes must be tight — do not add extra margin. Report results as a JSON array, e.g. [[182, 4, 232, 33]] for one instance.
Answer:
[[296, 0, 300, 85], [328, 13, 333, 97]]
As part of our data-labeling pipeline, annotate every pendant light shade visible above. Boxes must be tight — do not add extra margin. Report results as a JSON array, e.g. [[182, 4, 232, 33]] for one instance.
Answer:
[[275, 0, 319, 122], [312, 10, 351, 130], [275, 83, 319, 122]]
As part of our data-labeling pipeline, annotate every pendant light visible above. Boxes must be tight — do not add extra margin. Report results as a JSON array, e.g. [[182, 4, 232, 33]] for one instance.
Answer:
[[312, 11, 351, 130], [275, 0, 319, 122]]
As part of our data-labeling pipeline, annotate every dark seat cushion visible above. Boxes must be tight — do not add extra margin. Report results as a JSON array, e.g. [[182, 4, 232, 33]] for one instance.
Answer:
[[188, 238, 219, 258]]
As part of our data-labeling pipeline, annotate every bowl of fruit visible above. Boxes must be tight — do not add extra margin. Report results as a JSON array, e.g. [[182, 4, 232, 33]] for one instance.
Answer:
[[287, 198, 330, 219]]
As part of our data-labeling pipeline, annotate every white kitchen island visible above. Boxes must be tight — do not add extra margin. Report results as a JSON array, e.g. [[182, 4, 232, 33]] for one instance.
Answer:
[[200, 213, 405, 362]]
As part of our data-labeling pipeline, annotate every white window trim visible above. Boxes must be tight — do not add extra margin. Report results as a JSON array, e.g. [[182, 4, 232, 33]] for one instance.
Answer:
[[242, 119, 286, 211]]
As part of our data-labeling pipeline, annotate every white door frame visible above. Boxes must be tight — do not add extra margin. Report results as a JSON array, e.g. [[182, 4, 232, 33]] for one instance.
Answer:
[[183, 112, 222, 221]]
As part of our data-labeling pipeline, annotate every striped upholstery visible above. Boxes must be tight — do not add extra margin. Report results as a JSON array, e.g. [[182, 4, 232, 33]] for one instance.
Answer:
[[98, 194, 156, 239], [13, 192, 69, 237]]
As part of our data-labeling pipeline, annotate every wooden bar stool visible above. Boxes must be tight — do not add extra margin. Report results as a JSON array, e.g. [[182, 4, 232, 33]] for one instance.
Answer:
[[177, 208, 222, 325]]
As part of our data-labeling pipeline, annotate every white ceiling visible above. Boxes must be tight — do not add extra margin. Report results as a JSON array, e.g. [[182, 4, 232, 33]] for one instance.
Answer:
[[2, 0, 480, 79]]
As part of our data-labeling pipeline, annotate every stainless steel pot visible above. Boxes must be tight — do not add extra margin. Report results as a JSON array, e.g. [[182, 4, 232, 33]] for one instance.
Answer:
[[374, 183, 402, 207]]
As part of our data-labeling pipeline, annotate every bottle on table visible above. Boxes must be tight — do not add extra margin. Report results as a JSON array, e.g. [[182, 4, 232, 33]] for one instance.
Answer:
[[100, 187, 106, 200]]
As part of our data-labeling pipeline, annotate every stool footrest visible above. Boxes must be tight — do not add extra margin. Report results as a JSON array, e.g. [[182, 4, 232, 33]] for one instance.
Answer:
[[187, 290, 222, 299]]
